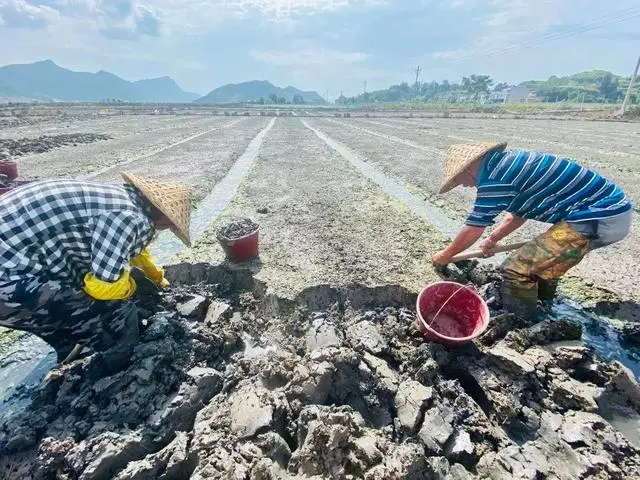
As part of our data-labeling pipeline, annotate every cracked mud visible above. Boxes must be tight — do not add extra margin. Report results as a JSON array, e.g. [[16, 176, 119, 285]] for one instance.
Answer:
[[1, 263, 639, 480]]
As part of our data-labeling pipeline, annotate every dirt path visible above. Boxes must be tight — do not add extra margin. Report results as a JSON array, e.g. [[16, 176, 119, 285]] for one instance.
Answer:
[[16, 116, 234, 179], [178, 118, 446, 298]]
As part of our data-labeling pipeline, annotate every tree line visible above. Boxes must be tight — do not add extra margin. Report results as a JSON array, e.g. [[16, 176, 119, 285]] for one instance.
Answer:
[[251, 94, 306, 105], [336, 70, 638, 105]]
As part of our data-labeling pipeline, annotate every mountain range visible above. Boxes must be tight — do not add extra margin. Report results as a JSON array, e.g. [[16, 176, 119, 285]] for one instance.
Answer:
[[0, 60, 325, 104], [0, 60, 199, 103], [195, 80, 325, 104]]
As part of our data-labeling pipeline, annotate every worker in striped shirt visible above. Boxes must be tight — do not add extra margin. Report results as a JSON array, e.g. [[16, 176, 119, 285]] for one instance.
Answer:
[[432, 142, 632, 319]]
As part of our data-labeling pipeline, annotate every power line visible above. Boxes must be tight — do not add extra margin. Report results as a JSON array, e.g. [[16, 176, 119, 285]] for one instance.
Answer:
[[438, 6, 640, 64], [475, 8, 640, 61]]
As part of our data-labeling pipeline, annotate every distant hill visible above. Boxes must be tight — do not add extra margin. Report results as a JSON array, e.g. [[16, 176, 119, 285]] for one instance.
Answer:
[[0, 60, 199, 103], [520, 70, 636, 103], [195, 80, 325, 104]]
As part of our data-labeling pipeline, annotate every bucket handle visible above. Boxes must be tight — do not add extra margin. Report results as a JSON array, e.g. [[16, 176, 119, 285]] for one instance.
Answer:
[[419, 283, 474, 333]]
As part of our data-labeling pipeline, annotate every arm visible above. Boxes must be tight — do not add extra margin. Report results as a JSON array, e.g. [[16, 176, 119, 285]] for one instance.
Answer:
[[432, 225, 486, 265], [84, 212, 140, 301], [479, 213, 527, 254], [130, 246, 169, 287]]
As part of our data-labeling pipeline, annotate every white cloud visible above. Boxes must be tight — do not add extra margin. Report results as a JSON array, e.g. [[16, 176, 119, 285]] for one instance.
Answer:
[[11, 0, 390, 34], [0, 0, 59, 28], [251, 48, 369, 67], [430, 0, 640, 67], [430, 0, 567, 62], [0, 0, 160, 38]]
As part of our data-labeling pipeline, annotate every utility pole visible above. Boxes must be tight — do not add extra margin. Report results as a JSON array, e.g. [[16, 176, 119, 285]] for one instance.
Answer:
[[620, 55, 640, 115], [414, 66, 422, 89]]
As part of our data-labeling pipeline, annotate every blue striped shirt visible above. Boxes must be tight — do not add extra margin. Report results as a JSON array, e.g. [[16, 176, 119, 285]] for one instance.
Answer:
[[466, 150, 632, 228]]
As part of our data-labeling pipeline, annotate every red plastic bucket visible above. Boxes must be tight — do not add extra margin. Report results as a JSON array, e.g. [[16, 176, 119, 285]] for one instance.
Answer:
[[416, 281, 490, 347], [0, 161, 18, 181], [217, 226, 260, 262]]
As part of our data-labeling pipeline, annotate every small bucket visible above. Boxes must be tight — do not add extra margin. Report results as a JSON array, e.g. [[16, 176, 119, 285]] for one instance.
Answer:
[[0, 161, 18, 181], [416, 281, 490, 347], [217, 225, 260, 262]]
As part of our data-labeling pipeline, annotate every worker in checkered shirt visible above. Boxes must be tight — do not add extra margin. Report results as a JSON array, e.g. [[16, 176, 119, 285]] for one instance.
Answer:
[[0, 172, 192, 363]]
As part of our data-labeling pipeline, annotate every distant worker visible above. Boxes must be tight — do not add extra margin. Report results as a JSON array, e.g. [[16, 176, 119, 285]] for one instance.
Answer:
[[432, 142, 632, 319], [0, 173, 192, 362]]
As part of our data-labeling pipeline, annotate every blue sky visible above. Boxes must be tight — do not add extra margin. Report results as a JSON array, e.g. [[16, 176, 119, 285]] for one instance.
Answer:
[[1, 0, 639, 97]]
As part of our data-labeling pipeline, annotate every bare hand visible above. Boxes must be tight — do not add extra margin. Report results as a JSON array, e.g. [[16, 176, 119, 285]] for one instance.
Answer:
[[432, 250, 452, 266], [478, 238, 497, 257]]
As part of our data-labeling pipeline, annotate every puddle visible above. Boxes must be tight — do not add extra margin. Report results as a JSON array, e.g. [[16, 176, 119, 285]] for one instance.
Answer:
[[152, 118, 276, 264], [551, 299, 640, 379], [597, 398, 640, 448], [303, 120, 460, 238], [0, 334, 56, 415]]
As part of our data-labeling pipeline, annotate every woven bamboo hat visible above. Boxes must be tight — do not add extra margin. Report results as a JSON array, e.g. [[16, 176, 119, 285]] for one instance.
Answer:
[[439, 142, 507, 194], [121, 172, 193, 247]]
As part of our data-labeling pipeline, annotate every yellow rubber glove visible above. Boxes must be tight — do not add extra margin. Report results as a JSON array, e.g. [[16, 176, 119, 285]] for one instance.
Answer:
[[129, 247, 170, 288], [83, 270, 137, 301]]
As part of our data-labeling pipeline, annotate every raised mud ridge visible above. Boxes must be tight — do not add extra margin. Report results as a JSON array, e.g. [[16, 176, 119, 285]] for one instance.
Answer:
[[1, 262, 640, 479], [0, 133, 112, 159]]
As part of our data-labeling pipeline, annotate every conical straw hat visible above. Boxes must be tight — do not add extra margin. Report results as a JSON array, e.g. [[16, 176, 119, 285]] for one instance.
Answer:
[[439, 142, 507, 194], [121, 172, 193, 247]]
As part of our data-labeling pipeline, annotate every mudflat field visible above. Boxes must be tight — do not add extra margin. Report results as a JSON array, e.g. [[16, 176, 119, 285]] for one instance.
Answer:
[[2, 107, 640, 479], [4, 109, 640, 300]]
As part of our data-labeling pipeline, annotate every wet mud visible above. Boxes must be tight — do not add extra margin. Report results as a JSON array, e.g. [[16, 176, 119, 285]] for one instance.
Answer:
[[2, 262, 640, 479], [0, 133, 112, 158]]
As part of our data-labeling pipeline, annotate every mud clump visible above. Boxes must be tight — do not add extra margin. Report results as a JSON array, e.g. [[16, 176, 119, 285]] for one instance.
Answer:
[[1, 263, 640, 479], [217, 217, 260, 240], [0, 133, 112, 158]]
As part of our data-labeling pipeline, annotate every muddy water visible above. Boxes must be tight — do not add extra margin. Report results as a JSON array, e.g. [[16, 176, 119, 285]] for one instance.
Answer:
[[552, 300, 640, 377], [0, 336, 54, 415]]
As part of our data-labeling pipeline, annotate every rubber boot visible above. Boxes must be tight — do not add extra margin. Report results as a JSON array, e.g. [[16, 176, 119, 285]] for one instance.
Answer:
[[501, 280, 539, 323], [538, 279, 558, 302]]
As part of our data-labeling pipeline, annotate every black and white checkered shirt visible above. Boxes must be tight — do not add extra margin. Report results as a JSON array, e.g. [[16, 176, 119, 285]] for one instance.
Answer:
[[0, 180, 155, 286]]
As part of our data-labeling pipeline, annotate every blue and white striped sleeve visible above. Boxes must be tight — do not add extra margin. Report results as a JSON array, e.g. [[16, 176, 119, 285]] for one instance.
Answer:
[[466, 184, 514, 227]]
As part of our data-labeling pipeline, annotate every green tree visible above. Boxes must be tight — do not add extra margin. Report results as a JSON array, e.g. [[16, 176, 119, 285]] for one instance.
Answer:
[[259, 97, 265, 105], [276, 97, 286, 104], [268, 93, 277, 104], [292, 94, 304, 104], [463, 74, 493, 101], [598, 73, 619, 102]]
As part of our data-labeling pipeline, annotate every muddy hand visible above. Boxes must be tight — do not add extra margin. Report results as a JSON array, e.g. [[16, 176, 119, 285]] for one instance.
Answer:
[[432, 250, 450, 275], [478, 238, 497, 257]]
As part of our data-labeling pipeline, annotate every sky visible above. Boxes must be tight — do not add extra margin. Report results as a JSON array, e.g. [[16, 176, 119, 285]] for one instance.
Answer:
[[0, 0, 639, 97]]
